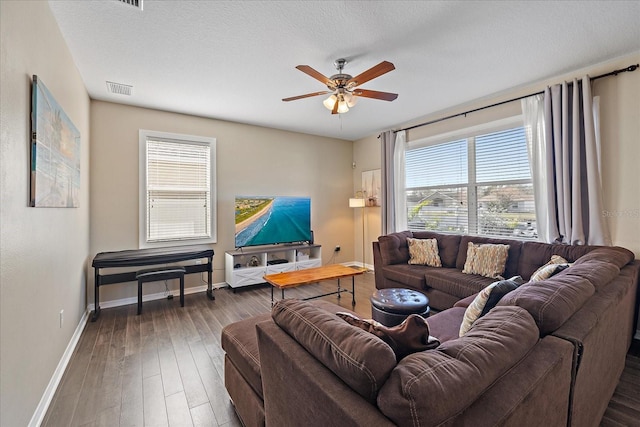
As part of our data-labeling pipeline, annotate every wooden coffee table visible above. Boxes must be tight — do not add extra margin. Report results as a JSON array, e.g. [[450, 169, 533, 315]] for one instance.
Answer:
[[264, 264, 366, 306]]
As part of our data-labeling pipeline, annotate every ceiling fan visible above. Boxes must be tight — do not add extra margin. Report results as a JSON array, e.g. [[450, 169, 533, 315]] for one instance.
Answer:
[[282, 58, 398, 114]]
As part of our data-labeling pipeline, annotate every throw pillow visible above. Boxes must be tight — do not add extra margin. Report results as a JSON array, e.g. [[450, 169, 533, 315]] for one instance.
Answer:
[[459, 276, 523, 337], [336, 312, 440, 360], [462, 242, 510, 279], [407, 238, 442, 267], [530, 255, 571, 282], [530, 263, 571, 282]]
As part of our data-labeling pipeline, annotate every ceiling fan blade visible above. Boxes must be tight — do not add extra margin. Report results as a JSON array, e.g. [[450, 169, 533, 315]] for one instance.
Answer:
[[282, 91, 331, 102], [353, 89, 398, 101], [347, 61, 395, 87], [296, 65, 332, 86], [332, 98, 339, 114]]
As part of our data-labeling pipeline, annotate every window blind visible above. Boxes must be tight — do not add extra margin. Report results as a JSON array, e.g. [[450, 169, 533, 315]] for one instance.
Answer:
[[406, 139, 468, 188], [146, 139, 211, 242], [475, 127, 530, 183], [405, 125, 537, 239]]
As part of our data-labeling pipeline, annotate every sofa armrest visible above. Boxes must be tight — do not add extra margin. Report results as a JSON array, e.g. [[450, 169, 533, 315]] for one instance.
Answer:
[[373, 241, 386, 289], [256, 320, 396, 427]]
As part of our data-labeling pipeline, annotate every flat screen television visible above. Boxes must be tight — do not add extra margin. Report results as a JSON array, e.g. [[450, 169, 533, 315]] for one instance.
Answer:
[[235, 196, 312, 248]]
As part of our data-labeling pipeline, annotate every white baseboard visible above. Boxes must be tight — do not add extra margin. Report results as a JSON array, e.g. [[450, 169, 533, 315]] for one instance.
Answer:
[[29, 308, 90, 427], [344, 261, 375, 271], [87, 281, 228, 312]]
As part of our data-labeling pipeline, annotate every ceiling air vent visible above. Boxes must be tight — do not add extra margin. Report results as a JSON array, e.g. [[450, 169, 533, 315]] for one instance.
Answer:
[[116, 0, 143, 10], [106, 81, 133, 96]]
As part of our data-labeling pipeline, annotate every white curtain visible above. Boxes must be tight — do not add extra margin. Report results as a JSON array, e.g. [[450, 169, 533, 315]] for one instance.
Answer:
[[521, 77, 611, 245], [380, 130, 408, 234], [393, 130, 407, 232], [521, 94, 555, 242], [380, 130, 395, 235]]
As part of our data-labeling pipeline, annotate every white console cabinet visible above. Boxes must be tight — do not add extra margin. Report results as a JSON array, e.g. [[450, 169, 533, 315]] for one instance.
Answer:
[[225, 244, 322, 289]]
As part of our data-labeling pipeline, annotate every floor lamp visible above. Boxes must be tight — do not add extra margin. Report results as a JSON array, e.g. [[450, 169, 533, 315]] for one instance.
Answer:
[[349, 197, 366, 270]]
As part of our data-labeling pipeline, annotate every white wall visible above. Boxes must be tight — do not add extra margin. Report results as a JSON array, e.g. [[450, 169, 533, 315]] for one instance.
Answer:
[[90, 101, 355, 303], [0, 2, 91, 426]]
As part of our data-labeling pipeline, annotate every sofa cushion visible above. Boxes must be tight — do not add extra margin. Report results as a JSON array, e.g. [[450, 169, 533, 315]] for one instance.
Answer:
[[517, 244, 623, 280], [221, 313, 271, 398], [426, 306, 467, 343], [572, 247, 633, 269], [499, 275, 595, 335], [378, 231, 413, 265], [518, 242, 556, 280], [462, 242, 510, 279], [381, 264, 433, 290], [407, 237, 442, 267], [456, 236, 522, 278], [560, 259, 620, 290], [336, 313, 440, 360], [377, 306, 539, 426], [412, 231, 461, 267], [459, 276, 523, 336], [425, 268, 495, 299], [271, 299, 397, 404], [453, 293, 477, 309], [552, 244, 601, 263]]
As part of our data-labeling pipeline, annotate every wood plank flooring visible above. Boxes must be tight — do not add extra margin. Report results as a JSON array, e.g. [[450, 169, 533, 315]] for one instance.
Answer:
[[43, 272, 640, 426], [42, 272, 374, 427], [601, 347, 640, 426]]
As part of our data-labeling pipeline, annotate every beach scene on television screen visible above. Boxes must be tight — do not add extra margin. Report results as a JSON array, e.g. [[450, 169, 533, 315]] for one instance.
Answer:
[[235, 196, 311, 247]]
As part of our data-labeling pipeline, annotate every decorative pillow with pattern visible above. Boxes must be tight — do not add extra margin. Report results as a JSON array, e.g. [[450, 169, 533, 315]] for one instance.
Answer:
[[462, 242, 510, 279], [530, 263, 571, 282], [530, 255, 571, 282], [407, 238, 442, 267], [459, 276, 524, 336], [337, 312, 440, 360]]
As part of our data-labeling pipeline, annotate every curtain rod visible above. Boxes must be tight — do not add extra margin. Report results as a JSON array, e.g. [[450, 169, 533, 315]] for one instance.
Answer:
[[393, 63, 639, 134]]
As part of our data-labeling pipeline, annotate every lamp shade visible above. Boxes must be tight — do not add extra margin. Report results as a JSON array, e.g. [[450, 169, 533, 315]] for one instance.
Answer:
[[349, 198, 365, 208], [323, 94, 337, 110]]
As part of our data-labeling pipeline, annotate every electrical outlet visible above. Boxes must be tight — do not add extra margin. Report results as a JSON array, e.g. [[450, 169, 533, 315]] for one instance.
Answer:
[[334, 245, 341, 252], [59, 310, 64, 328]]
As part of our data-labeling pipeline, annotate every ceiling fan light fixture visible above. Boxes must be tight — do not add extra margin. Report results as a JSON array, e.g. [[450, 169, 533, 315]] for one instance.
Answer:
[[284, 59, 397, 115], [337, 95, 349, 114], [344, 91, 357, 107], [323, 94, 337, 110]]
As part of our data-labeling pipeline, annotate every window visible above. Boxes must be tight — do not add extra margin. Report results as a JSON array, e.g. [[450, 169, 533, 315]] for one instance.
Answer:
[[139, 130, 216, 247], [405, 118, 537, 239]]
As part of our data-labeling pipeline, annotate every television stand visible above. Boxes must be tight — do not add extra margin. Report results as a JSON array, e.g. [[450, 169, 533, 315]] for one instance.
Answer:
[[225, 244, 321, 289]]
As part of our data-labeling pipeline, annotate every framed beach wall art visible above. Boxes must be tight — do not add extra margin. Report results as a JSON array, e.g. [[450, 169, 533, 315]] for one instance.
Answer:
[[362, 169, 381, 207], [30, 75, 81, 207]]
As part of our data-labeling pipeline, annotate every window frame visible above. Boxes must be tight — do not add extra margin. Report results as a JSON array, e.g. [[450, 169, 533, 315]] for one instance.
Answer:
[[404, 116, 536, 239], [138, 129, 217, 248]]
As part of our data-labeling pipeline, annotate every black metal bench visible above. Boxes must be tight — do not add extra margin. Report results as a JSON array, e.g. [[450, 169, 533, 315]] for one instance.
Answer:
[[136, 266, 186, 315]]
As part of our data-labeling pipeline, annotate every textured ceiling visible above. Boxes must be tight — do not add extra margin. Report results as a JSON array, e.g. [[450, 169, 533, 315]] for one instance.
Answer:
[[48, 0, 640, 141]]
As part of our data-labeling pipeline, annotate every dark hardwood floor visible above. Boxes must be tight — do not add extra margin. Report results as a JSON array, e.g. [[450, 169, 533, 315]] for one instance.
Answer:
[[43, 272, 640, 426], [42, 272, 375, 426]]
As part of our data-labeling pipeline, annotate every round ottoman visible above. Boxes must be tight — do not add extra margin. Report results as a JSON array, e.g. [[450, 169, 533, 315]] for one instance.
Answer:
[[370, 288, 430, 327]]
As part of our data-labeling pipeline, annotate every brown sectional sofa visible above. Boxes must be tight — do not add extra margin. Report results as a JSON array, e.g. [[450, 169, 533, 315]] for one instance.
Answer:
[[221, 231, 639, 427]]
